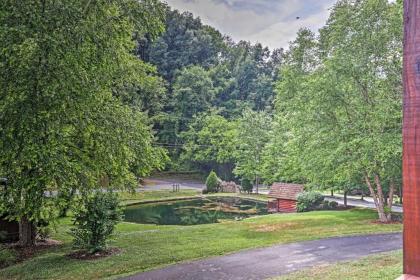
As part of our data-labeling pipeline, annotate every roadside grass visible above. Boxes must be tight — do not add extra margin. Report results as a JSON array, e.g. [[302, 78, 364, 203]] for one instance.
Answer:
[[0, 208, 401, 280], [274, 250, 402, 280]]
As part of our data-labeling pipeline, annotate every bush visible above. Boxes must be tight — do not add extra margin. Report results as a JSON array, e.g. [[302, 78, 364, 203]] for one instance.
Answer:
[[70, 192, 122, 253], [329, 201, 339, 209], [321, 200, 331, 210], [297, 191, 324, 212], [0, 246, 16, 268], [0, 231, 6, 242], [205, 171, 220, 193], [37, 225, 51, 242], [241, 178, 253, 194]]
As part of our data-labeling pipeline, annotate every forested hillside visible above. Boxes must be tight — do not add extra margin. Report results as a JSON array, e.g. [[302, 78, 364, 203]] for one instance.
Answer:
[[135, 6, 282, 177]]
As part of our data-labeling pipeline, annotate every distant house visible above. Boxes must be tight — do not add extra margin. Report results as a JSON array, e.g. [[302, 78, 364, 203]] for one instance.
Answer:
[[268, 183, 304, 213]]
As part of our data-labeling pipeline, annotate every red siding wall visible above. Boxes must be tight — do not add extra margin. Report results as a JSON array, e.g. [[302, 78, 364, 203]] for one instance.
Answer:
[[278, 199, 297, 213], [403, 1, 420, 276]]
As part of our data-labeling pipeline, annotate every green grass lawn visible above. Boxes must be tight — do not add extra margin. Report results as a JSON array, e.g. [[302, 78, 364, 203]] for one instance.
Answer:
[[274, 250, 402, 280], [0, 207, 402, 280], [120, 190, 269, 205], [119, 189, 201, 205]]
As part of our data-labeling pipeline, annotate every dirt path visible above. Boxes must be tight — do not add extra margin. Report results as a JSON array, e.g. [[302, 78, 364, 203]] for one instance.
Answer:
[[122, 232, 402, 280]]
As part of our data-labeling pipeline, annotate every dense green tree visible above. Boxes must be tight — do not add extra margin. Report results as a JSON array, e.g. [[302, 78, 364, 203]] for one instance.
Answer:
[[172, 66, 215, 131], [273, 0, 402, 222], [234, 109, 272, 193], [181, 113, 237, 179], [0, 0, 166, 246], [137, 8, 282, 152], [205, 171, 220, 193], [139, 8, 226, 83]]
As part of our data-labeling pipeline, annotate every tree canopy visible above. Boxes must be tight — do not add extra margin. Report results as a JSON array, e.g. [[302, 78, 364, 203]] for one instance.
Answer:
[[272, 0, 402, 221], [0, 0, 167, 245]]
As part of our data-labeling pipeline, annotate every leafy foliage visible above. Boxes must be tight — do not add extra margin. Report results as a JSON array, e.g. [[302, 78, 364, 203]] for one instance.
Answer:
[[181, 113, 237, 179], [205, 171, 220, 193], [234, 109, 272, 189], [272, 0, 402, 221], [241, 178, 253, 194], [0, 246, 16, 268], [138, 8, 282, 155], [296, 192, 325, 213], [70, 192, 122, 253], [0, 0, 166, 245]]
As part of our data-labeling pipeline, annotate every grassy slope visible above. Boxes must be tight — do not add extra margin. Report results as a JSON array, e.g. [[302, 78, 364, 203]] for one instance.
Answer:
[[119, 190, 201, 205], [120, 190, 269, 205], [0, 208, 401, 280], [274, 250, 402, 280]]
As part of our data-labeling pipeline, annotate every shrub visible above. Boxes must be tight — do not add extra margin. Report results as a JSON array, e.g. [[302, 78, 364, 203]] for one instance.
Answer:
[[36, 219, 50, 242], [329, 201, 339, 209], [241, 178, 253, 194], [297, 191, 324, 212], [37, 225, 51, 242], [0, 246, 16, 268], [70, 192, 122, 253], [205, 171, 220, 193], [321, 200, 331, 210], [0, 231, 6, 242]]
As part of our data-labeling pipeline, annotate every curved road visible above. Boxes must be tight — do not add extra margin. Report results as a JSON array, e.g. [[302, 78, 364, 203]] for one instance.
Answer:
[[325, 196, 403, 213], [123, 233, 402, 280]]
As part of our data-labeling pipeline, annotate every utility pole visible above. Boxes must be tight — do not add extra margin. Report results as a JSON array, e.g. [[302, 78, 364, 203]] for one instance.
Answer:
[[402, 0, 420, 278]]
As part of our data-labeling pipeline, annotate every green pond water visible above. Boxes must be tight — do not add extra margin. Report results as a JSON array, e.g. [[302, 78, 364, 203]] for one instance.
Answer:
[[124, 197, 268, 225]]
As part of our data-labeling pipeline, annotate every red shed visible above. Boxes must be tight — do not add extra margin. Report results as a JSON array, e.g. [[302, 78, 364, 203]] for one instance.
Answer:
[[268, 183, 304, 213]]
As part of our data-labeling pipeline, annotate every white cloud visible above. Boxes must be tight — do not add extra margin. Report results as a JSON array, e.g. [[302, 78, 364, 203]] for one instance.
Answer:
[[165, 0, 337, 49], [246, 2, 333, 49]]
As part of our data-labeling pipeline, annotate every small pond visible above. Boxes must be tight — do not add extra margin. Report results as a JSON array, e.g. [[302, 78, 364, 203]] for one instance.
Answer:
[[124, 197, 268, 225]]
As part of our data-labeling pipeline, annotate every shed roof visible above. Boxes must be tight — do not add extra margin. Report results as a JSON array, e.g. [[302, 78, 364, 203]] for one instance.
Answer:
[[268, 183, 304, 201]]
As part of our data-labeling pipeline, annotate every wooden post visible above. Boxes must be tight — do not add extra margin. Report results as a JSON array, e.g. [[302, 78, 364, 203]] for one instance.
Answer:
[[403, 0, 420, 277]]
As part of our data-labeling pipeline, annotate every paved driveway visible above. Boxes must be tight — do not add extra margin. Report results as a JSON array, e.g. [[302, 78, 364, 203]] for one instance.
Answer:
[[325, 196, 403, 213], [122, 233, 402, 280]]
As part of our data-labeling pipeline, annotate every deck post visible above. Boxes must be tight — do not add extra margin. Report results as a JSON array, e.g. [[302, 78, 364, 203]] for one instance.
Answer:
[[402, 0, 420, 277]]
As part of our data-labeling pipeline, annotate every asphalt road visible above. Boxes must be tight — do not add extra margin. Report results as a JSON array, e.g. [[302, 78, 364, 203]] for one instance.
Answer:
[[123, 233, 402, 280], [325, 196, 403, 213]]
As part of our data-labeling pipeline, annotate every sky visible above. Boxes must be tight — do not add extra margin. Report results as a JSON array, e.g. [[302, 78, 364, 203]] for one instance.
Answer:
[[164, 0, 338, 50]]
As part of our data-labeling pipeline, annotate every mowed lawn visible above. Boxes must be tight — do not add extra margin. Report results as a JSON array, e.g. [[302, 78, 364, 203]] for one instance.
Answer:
[[274, 250, 402, 280], [0, 193, 402, 280]]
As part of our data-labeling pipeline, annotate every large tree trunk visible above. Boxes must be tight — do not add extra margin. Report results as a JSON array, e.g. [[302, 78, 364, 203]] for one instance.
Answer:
[[19, 216, 36, 247], [374, 174, 389, 222], [255, 175, 259, 194], [343, 191, 348, 208], [387, 180, 396, 221], [364, 174, 390, 223], [399, 184, 403, 204]]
